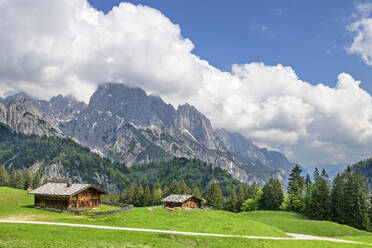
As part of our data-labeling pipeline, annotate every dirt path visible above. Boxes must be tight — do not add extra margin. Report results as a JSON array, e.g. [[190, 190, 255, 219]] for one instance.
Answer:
[[0, 220, 369, 245]]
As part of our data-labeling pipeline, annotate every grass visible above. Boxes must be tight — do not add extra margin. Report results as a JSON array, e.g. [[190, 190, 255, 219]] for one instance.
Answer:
[[0, 223, 371, 248], [1, 187, 372, 247], [242, 210, 372, 237]]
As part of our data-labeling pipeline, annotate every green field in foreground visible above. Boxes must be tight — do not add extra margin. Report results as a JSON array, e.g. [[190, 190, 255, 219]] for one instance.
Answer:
[[0, 187, 372, 247], [0, 223, 371, 248]]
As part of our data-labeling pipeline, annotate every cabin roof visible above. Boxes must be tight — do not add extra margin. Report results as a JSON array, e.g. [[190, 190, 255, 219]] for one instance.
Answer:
[[28, 183, 106, 197], [161, 194, 202, 203]]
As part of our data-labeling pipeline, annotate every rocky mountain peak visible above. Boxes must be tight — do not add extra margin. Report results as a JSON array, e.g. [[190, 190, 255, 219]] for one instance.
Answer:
[[175, 103, 224, 150], [88, 83, 176, 127]]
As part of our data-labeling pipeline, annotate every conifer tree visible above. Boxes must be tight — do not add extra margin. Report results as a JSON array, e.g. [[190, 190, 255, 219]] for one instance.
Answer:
[[120, 189, 128, 204], [152, 183, 163, 205], [15, 171, 24, 189], [135, 184, 145, 206], [9, 169, 17, 188], [32, 172, 41, 189], [179, 180, 190, 194], [168, 180, 181, 195], [247, 182, 259, 199], [23, 171, 33, 190], [311, 169, 331, 220], [143, 185, 152, 206], [126, 185, 137, 205], [258, 178, 284, 210], [206, 180, 223, 209], [227, 188, 238, 212], [287, 164, 305, 212], [331, 173, 346, 224], [0, 165, 9, 186], [302, 175, 313, 217], [237, 185, 246, 209], [191, 184, 201, 198]]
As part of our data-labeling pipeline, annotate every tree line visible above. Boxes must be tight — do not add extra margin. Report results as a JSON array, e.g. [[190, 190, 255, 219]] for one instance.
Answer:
[[0, 165, 42, 190], [286, 165, 370, 230]]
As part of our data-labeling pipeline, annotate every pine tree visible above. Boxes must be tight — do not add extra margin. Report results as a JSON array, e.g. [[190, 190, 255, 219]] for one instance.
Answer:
[[302, 175, 313, 217], [287, 164, 305, 212], [168, 180, 181, 195], [227, 188, 238, 212], [120, 189, 128, 204], [32, 172, 41, 189], [0, 165, 9, 186], [247, 182, 259, 199], [15, 171, 24, 189], [179, 180, 190, 194], [258, 178, 284, 210], [237, 185, 246, 209], [311, 169, 331, 220], [191, 184, 201, 198], [152, 183, 163, 205], [23, 171, 33, 190], [135, 184, 145, 206], [126, 185, 137, 205], [206, 180, 223, 209], [143, 185, 152, 206], [9, 169, 17, 188], [331, 173, 346, 224]]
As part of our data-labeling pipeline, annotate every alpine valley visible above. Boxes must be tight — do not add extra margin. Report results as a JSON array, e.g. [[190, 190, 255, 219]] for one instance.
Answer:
[[0, 83, 296, 191]]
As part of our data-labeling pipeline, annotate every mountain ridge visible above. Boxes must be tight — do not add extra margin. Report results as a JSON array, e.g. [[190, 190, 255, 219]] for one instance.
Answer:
[[1, 83, 295, 185]]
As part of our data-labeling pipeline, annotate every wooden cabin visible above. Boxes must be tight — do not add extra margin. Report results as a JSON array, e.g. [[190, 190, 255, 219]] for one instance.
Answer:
[[161, 194, 202, 209], [28, 183, 106, 211]]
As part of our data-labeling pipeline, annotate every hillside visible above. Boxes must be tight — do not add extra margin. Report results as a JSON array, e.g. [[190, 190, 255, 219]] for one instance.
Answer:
[[0, 123, 244, 194], [0, 187, 371, 247]]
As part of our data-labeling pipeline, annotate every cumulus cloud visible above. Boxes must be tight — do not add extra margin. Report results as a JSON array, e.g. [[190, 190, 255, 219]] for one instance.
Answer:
[[0, 0, 371, 166], [348, 3, 372, 65]]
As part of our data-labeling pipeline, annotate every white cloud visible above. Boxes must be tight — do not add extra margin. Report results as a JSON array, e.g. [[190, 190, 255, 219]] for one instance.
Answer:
[[0, 0, 371, 166]]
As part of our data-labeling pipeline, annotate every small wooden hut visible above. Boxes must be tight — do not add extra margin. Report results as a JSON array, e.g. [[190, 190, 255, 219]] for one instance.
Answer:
[[161, 194, 202, 209], [28, 183, 106, 211]]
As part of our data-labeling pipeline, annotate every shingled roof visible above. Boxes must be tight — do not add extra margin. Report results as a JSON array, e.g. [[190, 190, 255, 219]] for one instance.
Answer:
[[28, 183, 106, 197], [161, 194, 202, 203]]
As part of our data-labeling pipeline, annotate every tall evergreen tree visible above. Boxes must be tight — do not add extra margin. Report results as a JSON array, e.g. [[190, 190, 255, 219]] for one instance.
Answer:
[[191, 184, 201, 198], [227, 188, 238, 212], [0, 165, 9, 186], [143, 185, 153, 206], [237, 185, 246, 209], [258, 178, 284, 210], [168, 180, 181, 195], [331, 173, 347, 224], [311, 169, 331, 220], [152, 183, 163, 205], [206, 180, 223, 209], [287, 164, 305, 212], [135, 184, 144, 206], [302, 175, 313, 217], [126, 185, 137, 205], [23, 171, 33, 190], [179, 180, 190, 194], [32, 172, 41, 189], [15, 171, 24, 189]]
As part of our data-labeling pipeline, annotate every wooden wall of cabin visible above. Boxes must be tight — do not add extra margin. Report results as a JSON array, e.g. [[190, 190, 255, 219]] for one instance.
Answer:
[[68, 188, 101, 209], [34, 195, 69, 210], [181, 198, 201, 209]]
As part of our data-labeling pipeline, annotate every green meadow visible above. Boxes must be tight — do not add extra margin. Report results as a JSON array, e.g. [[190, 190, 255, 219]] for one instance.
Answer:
[[0, 187, 372, 247]]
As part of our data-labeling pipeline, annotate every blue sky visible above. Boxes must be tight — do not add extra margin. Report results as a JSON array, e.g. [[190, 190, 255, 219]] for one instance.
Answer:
[[88, 0, 372, 94]]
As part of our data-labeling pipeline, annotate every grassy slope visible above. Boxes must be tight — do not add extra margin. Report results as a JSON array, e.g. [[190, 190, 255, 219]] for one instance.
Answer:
[[243, 211, 371, 237], [0, 187, 371, 247]]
